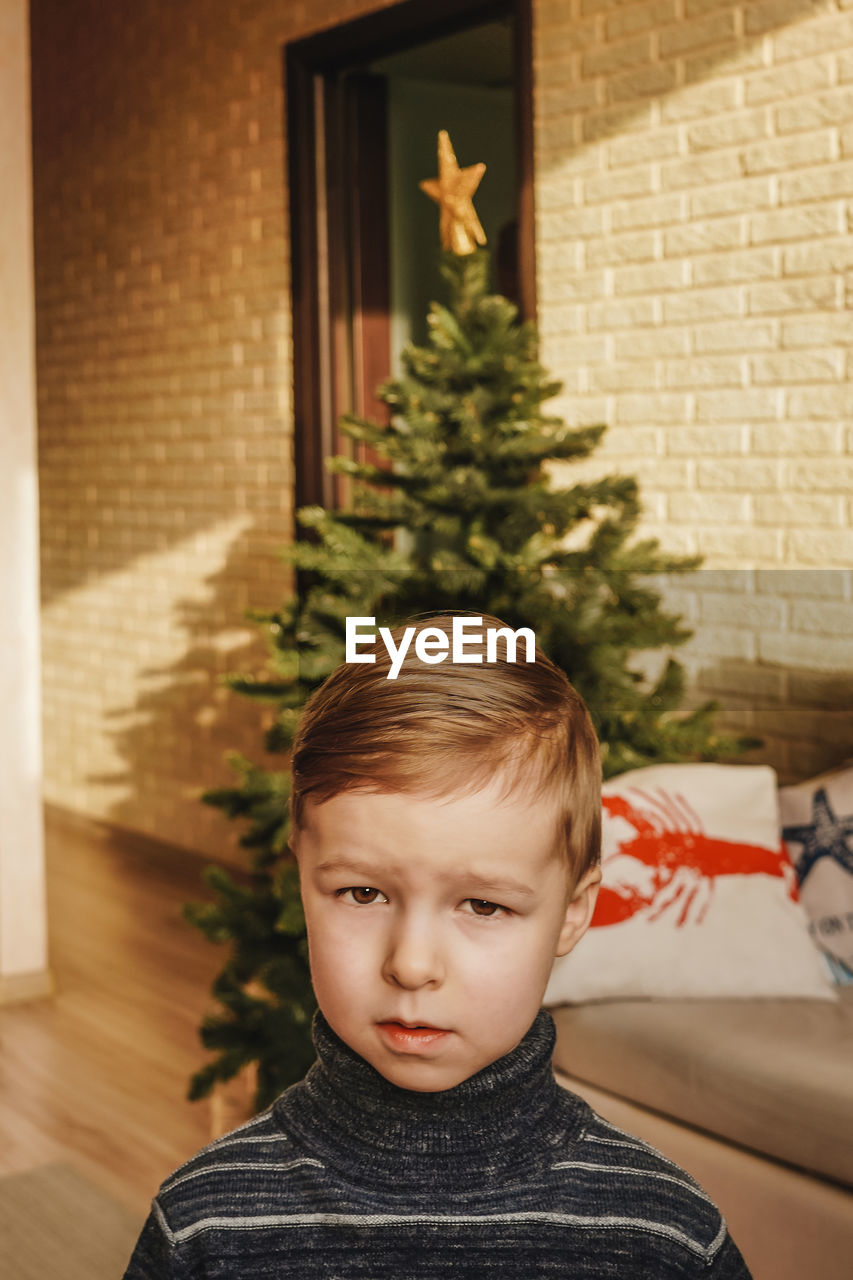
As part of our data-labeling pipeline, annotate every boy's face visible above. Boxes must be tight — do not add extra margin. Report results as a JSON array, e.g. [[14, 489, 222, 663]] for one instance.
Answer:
[[294, 776, 600, 1093]]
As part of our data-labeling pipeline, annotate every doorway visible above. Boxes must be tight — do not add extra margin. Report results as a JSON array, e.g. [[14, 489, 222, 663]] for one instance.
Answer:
[[286, 0, 534, 509]]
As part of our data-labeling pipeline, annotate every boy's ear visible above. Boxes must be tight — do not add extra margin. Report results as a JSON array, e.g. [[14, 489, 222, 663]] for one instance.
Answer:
[[555, 865, 601, 958]]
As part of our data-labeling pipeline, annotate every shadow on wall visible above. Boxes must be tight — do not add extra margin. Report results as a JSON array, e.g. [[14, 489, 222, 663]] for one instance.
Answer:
[[651, 570, 853, 785], [88, 523, 284, 864], [697, 657, 853, 783]]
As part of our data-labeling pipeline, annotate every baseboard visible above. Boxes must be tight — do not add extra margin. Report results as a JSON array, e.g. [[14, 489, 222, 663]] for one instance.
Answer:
[[0, 967, 54, 1005]]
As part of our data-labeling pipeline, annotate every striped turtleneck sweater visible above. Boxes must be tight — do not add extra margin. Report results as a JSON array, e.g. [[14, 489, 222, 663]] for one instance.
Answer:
[[123, 1009, 752, 1278]]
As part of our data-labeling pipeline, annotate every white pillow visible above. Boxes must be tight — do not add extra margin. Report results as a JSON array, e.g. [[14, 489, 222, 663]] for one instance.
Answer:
[[779, 763, 853, 985], [545, 763, 834, 1005]]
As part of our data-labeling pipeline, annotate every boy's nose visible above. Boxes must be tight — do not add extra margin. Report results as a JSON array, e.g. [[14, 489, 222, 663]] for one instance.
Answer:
[[381, 918, 444, 990]]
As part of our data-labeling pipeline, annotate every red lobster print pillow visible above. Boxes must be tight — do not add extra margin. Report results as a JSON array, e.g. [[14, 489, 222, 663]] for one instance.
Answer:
[[545, 764, 834, 1005]]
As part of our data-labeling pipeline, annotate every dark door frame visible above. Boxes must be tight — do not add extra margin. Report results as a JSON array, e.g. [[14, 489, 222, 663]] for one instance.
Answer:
[[285, 0, 535, 511]]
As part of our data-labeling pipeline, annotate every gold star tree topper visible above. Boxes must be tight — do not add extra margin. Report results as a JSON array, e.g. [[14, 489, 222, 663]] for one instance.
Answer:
[[419, 130, 487, 255]]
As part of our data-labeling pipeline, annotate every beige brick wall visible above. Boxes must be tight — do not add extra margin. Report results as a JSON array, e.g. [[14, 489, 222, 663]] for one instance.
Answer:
[[31, 0, 397, 858], [535, 0, 853, 779], [638, 569, 852, 779], [32, 0, 852, 860]]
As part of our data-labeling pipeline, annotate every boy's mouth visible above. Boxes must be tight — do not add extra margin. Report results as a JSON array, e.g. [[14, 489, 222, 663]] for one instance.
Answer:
[[376, 1020, 451, 1049]]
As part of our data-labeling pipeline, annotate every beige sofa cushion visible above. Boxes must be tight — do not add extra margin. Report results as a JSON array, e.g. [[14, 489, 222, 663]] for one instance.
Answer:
[[551, 988, 853, 1187]]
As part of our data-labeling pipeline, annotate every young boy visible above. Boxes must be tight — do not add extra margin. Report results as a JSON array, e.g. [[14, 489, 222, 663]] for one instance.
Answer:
[[124, 613, 752, 1278]]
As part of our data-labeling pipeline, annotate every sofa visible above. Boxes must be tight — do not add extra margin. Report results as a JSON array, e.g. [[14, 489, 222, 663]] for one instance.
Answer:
[[551, 991, 853, 1280], [545, 761, 853, 1280]]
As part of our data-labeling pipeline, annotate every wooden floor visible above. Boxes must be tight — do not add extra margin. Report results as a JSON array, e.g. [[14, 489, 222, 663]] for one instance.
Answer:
[[0, 809, 229, 1219]]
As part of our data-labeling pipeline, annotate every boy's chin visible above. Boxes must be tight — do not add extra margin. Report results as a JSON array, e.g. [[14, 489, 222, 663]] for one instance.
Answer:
[[363, 1034, 496, 1094], [374, 1059, 475, 1093]]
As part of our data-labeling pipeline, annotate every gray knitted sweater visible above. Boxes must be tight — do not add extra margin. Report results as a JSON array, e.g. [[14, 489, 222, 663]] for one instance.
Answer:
[[123, 1010, 752, 1278]]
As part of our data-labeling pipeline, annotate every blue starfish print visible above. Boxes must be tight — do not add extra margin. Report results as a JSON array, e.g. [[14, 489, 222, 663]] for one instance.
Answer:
[[782, 787, 853, 886]]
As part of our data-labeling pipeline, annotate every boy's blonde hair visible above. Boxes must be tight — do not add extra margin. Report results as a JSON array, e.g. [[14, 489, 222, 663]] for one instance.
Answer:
[[289, 613, 601, 881]]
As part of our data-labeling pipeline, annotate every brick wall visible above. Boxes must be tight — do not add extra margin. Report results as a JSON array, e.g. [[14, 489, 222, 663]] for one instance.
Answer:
[[31, 0, 397, 857], [535, 0, 853, 780], [633, 569, 851, 778], [31, 0, 852, 860]]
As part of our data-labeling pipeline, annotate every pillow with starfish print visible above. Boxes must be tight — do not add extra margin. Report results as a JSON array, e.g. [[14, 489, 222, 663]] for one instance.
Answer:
[[780, 763, 853, 985], [545, 763, 835, 1005]]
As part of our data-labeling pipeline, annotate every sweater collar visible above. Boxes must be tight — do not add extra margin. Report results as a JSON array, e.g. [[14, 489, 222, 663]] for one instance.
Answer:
[[276, 1008, 577, 1188]]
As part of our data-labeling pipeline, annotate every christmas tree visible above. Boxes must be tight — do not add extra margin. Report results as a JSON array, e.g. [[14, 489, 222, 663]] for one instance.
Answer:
[[186, 131, 741, 1111]]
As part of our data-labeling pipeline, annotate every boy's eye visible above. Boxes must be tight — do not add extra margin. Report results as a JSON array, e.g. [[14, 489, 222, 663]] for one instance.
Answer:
[[465, 898, 504, 917], [336, 887, 387, 906]]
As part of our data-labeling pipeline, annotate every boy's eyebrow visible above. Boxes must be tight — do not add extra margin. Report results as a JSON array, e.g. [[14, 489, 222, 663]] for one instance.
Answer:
[[313, 859, 537, 899], [454, 874, 537, 900]]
